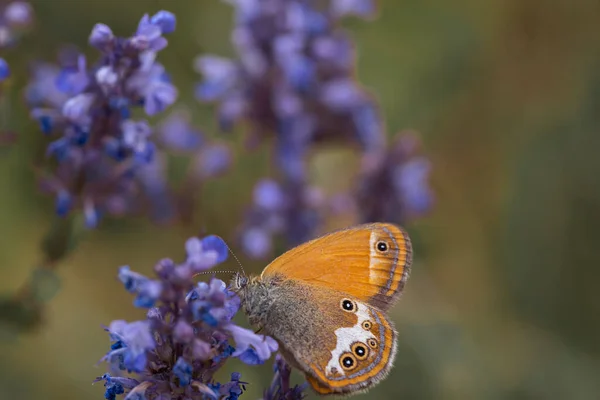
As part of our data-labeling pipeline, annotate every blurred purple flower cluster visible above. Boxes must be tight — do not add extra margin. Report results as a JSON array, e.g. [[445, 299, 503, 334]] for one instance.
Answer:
[[26, 11, 231, 227], [96, 234, 289, 400], [355, 131, 434, 223], [0, 1, 33, 82], [197, 0, 433, 258], [239, 178, 324, 258], [196, 0, 382, 154]]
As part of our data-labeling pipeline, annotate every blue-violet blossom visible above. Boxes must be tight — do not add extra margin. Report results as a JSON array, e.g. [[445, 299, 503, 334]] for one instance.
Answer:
[[196, 0, 384, 176], [26, 11, 182, 227], [0, 1, 34, 82], [354, 131, 434, 224], [97, 234, 284, 400]]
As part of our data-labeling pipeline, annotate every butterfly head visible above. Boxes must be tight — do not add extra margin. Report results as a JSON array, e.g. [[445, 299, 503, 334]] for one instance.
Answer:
[[231, 271, 249, 291]]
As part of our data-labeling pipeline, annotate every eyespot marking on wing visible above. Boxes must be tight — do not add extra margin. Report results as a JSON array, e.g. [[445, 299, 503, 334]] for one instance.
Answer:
[[369, 225, 412, 300], [325, 301, 376, 377], [340, 298, 358, 312], [368, 228, 399, 293], [308, 303, 397, 393]]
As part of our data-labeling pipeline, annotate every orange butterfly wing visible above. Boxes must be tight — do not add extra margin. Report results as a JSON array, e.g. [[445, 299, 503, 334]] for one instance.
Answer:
[[261, 223, 412, 311]]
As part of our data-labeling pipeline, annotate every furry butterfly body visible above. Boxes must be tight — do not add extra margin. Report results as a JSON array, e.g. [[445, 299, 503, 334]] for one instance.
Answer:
[[232, 223, 413, 396]]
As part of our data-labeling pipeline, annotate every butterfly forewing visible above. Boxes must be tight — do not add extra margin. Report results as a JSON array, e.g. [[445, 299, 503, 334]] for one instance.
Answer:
[[261, 223, 412, 311]]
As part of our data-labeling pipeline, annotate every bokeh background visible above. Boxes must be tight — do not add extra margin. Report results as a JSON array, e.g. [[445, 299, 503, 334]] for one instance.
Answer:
[[2, 0, 600, 399]]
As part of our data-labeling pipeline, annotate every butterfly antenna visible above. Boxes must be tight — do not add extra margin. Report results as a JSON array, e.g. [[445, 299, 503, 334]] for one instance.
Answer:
[[193, 238, 246, 280], [223, 239, 247, 277], [194, 270, 238, 276]]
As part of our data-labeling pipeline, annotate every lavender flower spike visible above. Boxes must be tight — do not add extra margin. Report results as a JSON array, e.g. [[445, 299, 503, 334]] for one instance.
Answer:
[[355, 131, 434, 224], [27, 10, 179, 227], [97, 234, 281, 400]]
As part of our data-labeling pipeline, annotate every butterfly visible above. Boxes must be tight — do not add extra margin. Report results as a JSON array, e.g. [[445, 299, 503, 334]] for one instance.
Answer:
[[232, 222, 413, 396]]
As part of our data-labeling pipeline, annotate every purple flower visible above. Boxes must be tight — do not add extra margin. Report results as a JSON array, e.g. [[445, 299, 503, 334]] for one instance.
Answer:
[[225, 324, 279, 365], [97, 234, 282, 400], [213, 372, 247, 399], [4, 1, 33, 26], [89, 23, 114, 49], [104, 320, 155, 373], [241, 227, 273, 259], [188, 278, 240, 325], [118, 266, 163, 308], [120, 120, 155, 162], [185, 235, 227, 271], [173, 357, 193, 386], [172, 319, 194, 343], [192, 143, 232, 179], [194, 56, 240, 102], [0, 1, 34, 50], [134, 11, 175, 51], [331, 0, 376, 18], [127, 52, 178, 116], [393, 157, 434, 215], [240, 179, 325, 258], [156, 110, 203, 151], [197, 0, 384, 156], [150, 10, 177, 35], [26, 63, 68, 108], [55, 189, 72, 216], [197, 235, 229, 263], [355, 132, 434, 223], [27, 11, 183, 227], [94, 374, 139, 400], [55, 54, 89, 95], [134, 280, 163, 308], [0, 2, 33, 84], [0, 58, 10, 81], [103, 377, 125, 400], [254, 179, 287, 210]]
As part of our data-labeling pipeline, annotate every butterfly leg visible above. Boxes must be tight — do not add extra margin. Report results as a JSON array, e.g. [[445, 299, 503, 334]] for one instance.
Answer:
[[254, 326, 270, 343]]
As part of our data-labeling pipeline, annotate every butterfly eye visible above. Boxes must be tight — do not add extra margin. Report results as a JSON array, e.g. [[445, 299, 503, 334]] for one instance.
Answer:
[[367, 338, 378, 349], [339, 353, 358, 371], [376, 241, 388, 252], [235, 274, 248, 288], [362, 320, 372, 330], [340, 299, 357, 312], [351, 342, 369, 360]]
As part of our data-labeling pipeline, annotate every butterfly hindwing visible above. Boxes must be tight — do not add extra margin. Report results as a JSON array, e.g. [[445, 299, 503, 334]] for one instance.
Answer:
[[259, 281, 398, 395], [307, 297, 397, 395]]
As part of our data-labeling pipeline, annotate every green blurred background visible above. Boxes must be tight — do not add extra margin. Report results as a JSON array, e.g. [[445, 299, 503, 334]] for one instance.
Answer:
[[2, 0, 600, 399]]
